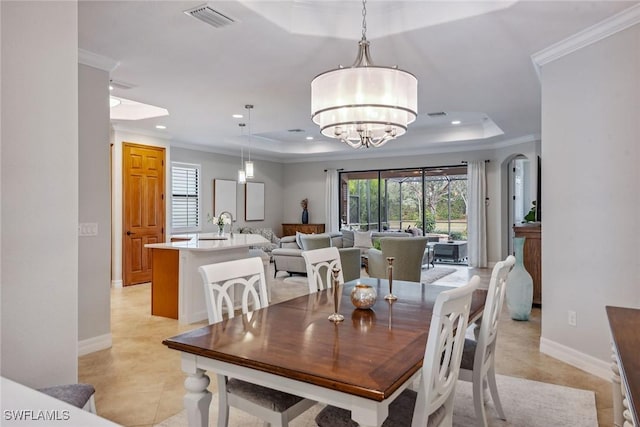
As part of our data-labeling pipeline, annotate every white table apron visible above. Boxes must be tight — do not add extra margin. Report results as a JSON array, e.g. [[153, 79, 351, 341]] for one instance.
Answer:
[[179, 352, 416, 427]]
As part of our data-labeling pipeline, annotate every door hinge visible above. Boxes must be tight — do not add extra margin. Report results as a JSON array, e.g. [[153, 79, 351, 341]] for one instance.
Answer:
[[161, 193, 164, 200]]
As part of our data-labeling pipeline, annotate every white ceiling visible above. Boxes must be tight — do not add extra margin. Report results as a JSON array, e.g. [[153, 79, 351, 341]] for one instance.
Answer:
[[79, 1, 636, 162]]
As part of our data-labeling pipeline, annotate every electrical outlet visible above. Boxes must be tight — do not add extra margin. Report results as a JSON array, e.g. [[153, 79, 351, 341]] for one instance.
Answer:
[[568, 310, 577, 327]]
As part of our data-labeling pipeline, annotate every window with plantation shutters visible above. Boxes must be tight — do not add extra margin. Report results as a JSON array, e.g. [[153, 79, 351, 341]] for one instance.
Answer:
[[171, 162, 200, 231]]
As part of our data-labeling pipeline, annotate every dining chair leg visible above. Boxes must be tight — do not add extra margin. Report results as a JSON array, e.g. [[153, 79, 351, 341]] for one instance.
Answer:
[[472, 373, 489, 427], [217, 374, 230, 427], [486, 366, 506, 420]]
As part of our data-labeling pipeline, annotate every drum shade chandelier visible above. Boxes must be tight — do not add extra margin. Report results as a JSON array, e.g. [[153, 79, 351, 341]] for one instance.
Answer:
[[311, 0, 418, 148]]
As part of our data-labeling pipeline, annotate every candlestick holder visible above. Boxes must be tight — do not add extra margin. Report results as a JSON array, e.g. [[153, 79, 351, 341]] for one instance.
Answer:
[[328, 267, 344, 322], [384, 257, 397, 301]]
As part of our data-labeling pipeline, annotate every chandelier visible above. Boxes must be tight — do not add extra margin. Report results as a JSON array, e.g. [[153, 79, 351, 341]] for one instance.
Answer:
[[311, 0, 418, 148]]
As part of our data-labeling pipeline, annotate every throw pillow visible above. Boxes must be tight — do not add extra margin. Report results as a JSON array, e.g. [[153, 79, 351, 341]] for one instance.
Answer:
[[295, 231, 306, 249], [341, 229, 354, 248], [300, 234, 331, 251], [353, 230, 373, 249]]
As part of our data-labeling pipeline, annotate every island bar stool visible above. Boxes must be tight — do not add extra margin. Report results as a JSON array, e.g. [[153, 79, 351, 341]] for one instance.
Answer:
[[37, 383, 97, 413]]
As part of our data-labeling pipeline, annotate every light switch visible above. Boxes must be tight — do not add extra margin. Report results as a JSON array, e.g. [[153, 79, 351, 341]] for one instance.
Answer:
[[78, 223, 98, 236]]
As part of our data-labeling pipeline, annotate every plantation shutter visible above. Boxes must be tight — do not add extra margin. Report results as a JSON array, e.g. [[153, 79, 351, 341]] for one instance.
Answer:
[[171, 163, 200, 230]]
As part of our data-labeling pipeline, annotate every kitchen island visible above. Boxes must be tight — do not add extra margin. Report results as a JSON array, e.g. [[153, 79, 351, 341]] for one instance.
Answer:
[[145, 233, 269, 324]]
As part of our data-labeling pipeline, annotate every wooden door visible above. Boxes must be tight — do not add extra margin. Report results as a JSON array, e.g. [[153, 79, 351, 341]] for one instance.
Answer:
[[123, 143, 165, 286]]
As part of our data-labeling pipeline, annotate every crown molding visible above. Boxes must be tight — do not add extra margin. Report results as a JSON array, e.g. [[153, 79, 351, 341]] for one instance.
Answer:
[[78, 48, 119, 72], [531, 4, 640, 78]]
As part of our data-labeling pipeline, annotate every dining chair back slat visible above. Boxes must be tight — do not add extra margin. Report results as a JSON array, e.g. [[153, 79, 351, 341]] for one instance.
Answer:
[[302, 247, 344, 293], [199, 257, 268, 324]]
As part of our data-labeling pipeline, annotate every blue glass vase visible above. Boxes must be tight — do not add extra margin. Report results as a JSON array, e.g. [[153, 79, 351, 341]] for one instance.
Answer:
[[506, 237, 533, 320]]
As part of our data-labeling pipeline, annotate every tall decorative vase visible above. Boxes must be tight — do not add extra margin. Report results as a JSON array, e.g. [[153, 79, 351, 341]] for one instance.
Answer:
[[301, 209, 309, 224], [506, 236, 533, 320]]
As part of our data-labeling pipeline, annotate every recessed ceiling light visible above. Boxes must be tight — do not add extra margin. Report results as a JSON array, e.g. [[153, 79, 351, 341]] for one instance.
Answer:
[[451, 120, 461, 125], [155, 125, 167, 130], [306, 136, 314, 140], [232, 114, 243, 119]]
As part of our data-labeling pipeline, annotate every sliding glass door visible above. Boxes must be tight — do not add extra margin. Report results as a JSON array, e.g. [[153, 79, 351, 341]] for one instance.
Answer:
[[340, 166, 467, 240]]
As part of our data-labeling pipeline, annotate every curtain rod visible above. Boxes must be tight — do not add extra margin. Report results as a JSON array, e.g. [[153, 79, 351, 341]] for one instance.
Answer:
[[461, 160, 490, 164], [324, 168, 345, 172]]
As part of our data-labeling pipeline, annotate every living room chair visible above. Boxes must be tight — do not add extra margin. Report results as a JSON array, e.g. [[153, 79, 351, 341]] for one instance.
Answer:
[[302, 247, 344, 293], [198, 257, 316, 427], [315, 275, 480, 427], [367, 237, 429, 282], [458, 255, 515, 427]]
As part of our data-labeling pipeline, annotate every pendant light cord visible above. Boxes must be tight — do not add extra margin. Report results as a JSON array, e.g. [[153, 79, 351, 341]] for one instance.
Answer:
[[361, 0, 367, 41]]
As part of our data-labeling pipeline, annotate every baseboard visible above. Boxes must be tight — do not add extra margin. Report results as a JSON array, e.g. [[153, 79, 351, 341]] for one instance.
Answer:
[[539, 337, 611, 381], [78, 333, 112, 356], [111, 279, 123, 288]]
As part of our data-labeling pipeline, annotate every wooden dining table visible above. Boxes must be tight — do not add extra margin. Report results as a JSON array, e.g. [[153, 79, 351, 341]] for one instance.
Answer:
[[163, 277, 487, 427]]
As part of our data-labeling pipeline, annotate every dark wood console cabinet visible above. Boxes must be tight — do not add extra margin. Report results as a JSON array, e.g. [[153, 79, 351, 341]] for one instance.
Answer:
[[513, 223, 541, 305], [281, 223, 325, 236]]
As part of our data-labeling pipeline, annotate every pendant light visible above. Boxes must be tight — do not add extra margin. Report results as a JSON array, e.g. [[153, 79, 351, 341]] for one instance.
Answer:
[[244, 104, 255, 178], [237, 123, 247, 184], [311, 0, 417, 148]]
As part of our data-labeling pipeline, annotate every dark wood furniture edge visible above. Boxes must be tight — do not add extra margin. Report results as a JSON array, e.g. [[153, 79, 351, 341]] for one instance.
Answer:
[[606, 305, 640, 426]]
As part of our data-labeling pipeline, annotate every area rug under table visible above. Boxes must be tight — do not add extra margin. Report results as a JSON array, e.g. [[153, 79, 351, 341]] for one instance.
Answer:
[[421, 266, 456, 284], [155, 375, 597, 427]]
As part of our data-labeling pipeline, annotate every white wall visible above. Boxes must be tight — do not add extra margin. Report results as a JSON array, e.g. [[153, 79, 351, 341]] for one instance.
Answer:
[[1, 1, 79, 387], [540, 23, 640, 375], [281, 143, 539, 264], [171, 147, 285, 234], [78, 64, 112, 353]]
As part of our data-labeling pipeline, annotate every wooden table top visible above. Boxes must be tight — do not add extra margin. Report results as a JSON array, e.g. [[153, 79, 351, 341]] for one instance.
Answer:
[[606, 305, 640, 426], [163, 277, 486, 401]]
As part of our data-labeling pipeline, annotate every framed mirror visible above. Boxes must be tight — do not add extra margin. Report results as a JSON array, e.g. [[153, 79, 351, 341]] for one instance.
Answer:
[[213, 179, 237, 218], [245, 182, 265, 221]]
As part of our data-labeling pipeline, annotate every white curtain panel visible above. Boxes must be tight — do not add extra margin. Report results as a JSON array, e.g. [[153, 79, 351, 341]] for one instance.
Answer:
[[325, 169, 339, 233], [467, 161, 488, 267]]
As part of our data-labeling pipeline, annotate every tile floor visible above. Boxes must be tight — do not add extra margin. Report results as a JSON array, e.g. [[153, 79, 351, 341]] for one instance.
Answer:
[[79, 264, 612, 427]]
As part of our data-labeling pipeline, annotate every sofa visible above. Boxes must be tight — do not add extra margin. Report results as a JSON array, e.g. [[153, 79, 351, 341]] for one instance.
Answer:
[[238, 227, 280, 259], [272, 229, 412, 281]]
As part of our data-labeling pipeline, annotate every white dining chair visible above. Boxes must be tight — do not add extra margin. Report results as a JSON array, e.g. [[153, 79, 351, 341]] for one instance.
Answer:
[[458, 255, 515, 427], [315, 275, 480, 427], [198, 257, 316, 427], [301, 246, 344, 293]]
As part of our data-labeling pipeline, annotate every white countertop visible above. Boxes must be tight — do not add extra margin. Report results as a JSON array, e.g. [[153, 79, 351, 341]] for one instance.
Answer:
[[145, 233, 269, 252]]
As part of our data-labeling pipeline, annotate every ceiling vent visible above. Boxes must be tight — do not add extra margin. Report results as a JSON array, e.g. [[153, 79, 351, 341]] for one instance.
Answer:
[[427, 112, 447, 117], [184, 4, 236, 29]]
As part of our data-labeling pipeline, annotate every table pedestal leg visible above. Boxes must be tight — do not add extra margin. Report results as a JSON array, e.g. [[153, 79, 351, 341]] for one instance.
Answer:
[[184, 369, 212, 427]]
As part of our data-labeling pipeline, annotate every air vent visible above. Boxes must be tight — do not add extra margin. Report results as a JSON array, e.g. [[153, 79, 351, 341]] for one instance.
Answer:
[[288, 129, 305, 133], [184, 4, 236, 28], [427, 112, 447, 117]]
